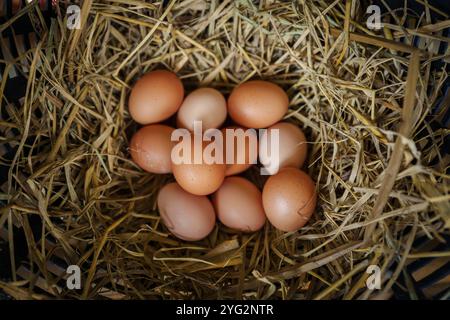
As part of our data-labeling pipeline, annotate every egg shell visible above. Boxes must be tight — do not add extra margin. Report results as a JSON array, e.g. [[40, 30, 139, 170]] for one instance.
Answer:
[[227, 80, 289, 128], [171, 137, 226, 195], [212, 177, 266, 232], [158, 183, 216, 241], [221, 126, 258, 176], [262, 168, 317, 232], [176, 88, 227, 131], [259, 122, 308, 175], [129, 124, 175, 174], [128, 70, 184, 124]]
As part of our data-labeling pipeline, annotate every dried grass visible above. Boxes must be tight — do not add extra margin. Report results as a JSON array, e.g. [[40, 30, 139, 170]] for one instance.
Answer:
[[0, 0, 449, 299]]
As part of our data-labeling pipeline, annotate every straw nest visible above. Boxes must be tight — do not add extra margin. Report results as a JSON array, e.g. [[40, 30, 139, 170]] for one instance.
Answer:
[[0, 0, 449, 300]]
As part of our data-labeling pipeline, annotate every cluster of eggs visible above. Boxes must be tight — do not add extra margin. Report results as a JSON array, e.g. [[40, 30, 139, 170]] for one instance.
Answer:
[[128, 70, 317, 241]]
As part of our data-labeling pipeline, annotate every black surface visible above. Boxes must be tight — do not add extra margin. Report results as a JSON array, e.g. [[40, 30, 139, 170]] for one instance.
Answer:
[[0, 300, 446, 318]]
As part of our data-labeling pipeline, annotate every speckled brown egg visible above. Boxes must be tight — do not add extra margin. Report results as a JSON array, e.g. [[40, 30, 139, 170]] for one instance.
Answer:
[[171, 137, 226, 195], [259, 122, 308, 175], [158, 183, 216, 241], [176, 88, 227, 131], [128, 70, 184, 124], [262, 167, 317, 232], [227, 80, 289, 128], [212, 177, 266, 232], [129, 124, 175, 174]]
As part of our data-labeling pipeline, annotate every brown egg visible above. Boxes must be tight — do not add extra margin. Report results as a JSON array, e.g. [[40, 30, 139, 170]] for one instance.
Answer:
[[129, 124, 175, 174], [221, 126, 258, 176], [171, 137, 226, 195], [128, 70, 184, 124], [212, 177, 266, 232], [176, 88, 227, 131], [158, 183, 216, 241], [259, 122, 308, 175], [227, 80, 289, 128], [262, 168, 317, 232]]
